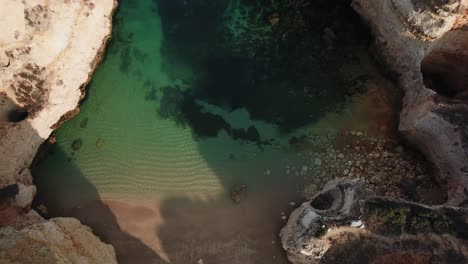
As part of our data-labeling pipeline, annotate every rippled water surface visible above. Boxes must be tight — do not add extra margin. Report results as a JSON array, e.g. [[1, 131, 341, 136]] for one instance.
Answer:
[[33, 1, 399, 263]]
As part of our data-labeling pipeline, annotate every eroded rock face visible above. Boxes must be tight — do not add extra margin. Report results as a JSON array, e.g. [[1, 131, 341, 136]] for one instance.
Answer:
[[0, 0, 116, 186], [352, 0, 468, 205], [0, 1, 118, 262], [0, 217, 117, 264], [280, 178, 468, 264]]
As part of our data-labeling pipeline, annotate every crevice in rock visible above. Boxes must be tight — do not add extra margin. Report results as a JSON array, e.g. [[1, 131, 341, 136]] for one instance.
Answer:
[[310, 189, 339, 210], [421, 30, 468, 99]]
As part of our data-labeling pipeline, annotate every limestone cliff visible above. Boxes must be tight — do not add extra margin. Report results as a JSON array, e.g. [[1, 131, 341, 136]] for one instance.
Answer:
[[0, 1, 117, 263], [0, 0, 116, 185]]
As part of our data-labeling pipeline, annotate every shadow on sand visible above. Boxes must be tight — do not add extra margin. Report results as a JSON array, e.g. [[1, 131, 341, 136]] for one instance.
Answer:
[[33, 145, 297, 263]]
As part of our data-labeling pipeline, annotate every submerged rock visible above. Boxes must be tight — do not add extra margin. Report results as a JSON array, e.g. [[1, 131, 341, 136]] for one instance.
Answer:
[[71, 139, 82, 152], [79, 117, 89, 128], [96, 138, 105, 150], [231, 184, 247, 204]]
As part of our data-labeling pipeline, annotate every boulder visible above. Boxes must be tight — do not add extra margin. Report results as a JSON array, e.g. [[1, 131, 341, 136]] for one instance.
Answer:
[[280, 178, 468, 264], [0, 218, 117, 264]]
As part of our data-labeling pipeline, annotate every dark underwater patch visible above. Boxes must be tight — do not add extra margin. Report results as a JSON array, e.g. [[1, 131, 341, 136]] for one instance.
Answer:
[[157, 85, 271, 144], [155, 0, 372, 133]]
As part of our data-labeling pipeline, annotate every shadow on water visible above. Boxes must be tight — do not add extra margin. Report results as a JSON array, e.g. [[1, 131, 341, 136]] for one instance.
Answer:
[[31, 0, 386, 263]]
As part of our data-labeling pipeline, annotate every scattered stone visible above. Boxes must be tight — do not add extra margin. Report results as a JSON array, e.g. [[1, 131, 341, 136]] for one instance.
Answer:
[[289, 202, 296, 206], [231, 184, 247, 204], [337, 153, 345, 159], [314, 158, 322, 166], [96, 138, 105, 149], [71, 138, 82, 151], [36, 204, 48, 216], [80, 117, 89, 128], [48, 134, 57, 144], [268, 12, 280, 27], [350, 220, 363, 228]]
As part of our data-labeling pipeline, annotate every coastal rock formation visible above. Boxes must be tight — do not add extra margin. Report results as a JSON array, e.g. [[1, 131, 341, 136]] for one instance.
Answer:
[[0, 0, 117, 262], [280, 178, 368, 263], [0, 217, 117, 264], [281, 178, 468, 264], [0, 0, 115, 186], [351, 0, 468, 205]]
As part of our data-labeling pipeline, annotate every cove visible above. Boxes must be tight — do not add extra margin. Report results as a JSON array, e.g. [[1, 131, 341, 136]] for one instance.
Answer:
[[32, 0, 400, 263]]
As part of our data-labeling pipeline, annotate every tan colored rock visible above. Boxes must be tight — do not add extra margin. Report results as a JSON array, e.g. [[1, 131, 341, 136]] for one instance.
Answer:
[[352, 0, 468, 205], [0, 217, 117, 264], [14, 183, 36, 209], [0, 0, 116, 187], [0, 1, 118, 262]]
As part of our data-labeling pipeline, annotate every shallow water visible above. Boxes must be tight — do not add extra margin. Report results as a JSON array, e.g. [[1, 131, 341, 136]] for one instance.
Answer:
[[33, 0, 400, 263]]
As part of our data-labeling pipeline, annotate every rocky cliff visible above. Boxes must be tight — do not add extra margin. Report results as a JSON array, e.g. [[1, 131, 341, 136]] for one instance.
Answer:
[[281, 0, 468, 263], [0, 1, 117, 263], [352, 0, 468, 205]]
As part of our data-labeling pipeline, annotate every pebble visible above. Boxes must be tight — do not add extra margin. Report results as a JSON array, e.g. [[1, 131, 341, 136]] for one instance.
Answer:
[[314, 158, 322, 166], [350, 220, 363, 228], [337, 154, 345, 159], [356, 131, 364, 137], [282, 216, 287, 220], [265, 170, 271, 175], [289, 202, 296, 206]]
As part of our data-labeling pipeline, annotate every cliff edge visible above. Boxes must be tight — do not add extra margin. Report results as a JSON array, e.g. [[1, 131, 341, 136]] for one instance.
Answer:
[[0, 1, 117, 263]]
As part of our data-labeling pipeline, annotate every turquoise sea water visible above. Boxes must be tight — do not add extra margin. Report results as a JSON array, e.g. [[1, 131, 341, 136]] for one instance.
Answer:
[[32, 1, 397, 263]]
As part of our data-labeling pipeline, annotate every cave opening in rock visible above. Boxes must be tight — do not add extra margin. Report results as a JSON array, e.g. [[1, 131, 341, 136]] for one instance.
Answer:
[[0, 92, 29, 123], [7, 109, 28, 123], [310, 190, 339, 210]]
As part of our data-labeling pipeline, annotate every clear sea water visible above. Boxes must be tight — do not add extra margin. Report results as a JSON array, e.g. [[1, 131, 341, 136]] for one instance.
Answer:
[[32, 1, 399, 263]]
